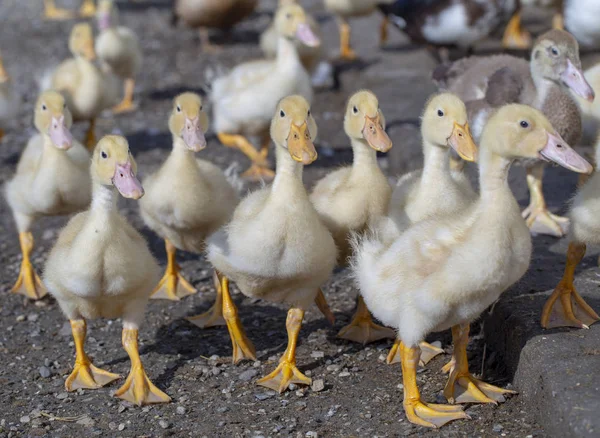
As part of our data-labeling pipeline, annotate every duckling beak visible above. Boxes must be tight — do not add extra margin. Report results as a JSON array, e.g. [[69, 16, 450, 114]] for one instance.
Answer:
[[182, 116, 206, 152], [448, 122, 477, 162], [83, 42, 96, 61], [363, 114, 392, 152], [538, 131, 593, 174], [562, 59, 595, 102], [98, 11, 111, 31], [296, 23, 320, 48], [49, 115, 73, 150], [113, 161, 144, 199], [0, 61, 8, 83], [288, 121, 317, 165]]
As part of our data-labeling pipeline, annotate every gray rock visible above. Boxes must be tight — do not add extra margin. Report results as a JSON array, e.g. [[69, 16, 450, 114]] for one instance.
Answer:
[[176, 406, 186, 415], [76, 416, 95, 427], [238, 369, 258, 382], [118, 423, 125, 431], [19, 416, 30, 424], [311, 379, 325, 392], [493, 424, 503, 433], [255, 392, 275, 401], [159, 420, 170, 429], [27, 313, 38, 322], [56, 392, 68, 400], [38, 366, 51, 378]]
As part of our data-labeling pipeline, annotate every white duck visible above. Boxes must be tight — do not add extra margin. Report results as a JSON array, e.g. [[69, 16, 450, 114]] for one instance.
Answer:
[[353, 104, 592, 427], [5, 91, 91, 300], [310, 90, 394, 345], [95, 0, 143, 113], [207, 96, 337, 392], [44, 135, 171, 406], [139, 93, 238, 330], [542, 137, 600, 329], [384, 92, 478, 366], [0, 52, 20, 142], [211, 3, 320, 181]]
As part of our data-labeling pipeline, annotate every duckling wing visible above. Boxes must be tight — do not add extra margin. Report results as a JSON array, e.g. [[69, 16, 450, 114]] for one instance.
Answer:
[[50, 59, 81, 101], [65, 139, 92, 166], [13, 134, 44, 176], [212, 60, 274, 100]]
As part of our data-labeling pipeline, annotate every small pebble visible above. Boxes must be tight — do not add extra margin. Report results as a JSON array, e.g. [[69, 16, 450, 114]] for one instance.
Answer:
[[238, 369, 258, 382], [338, 371, 351, 377], [118, 423, 125, 431], [255, 392, 275, 401], [16, 315, 25, 322], [493, 424, 503, 433], [326, 364, 340, 372], [39, 366, 51, 378], [27, 313, 39, 322], [56, 392, 68, 400], [310, 351, 324, 359], [159, 420, 170, 429], [217, 406, 229, 413], [176, 406, 186, 415], [311, 379, 325, 392], [306, 432, 318, 438], [20, 416, 30, 424]]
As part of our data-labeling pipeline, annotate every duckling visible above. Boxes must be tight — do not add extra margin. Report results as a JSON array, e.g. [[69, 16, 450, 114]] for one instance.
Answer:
[[353, 104, 592, 427], [173, 0, 258, 52], [0, 52, 20, 142], [521, 0, 564, 32], [139, 93, 238, 328], [435, 30, 595, 237], [95, 0, 143, 114], [384, 92, 478, 366], [5, 91, 91, 300], [309, 90, 394, 345], [207, 96, 337, 392], [43, 0, 97, 20], [211, 4, 320, 181], [47, 23, 119, 150], [43, 135, 171, 406], [542, 136, 600, 329], [324, 0, 380, 60], [260, 0, 323, 74]]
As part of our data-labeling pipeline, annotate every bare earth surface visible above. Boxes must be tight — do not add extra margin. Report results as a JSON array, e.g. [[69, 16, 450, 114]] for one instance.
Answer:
[[0, 1, 598, 437]]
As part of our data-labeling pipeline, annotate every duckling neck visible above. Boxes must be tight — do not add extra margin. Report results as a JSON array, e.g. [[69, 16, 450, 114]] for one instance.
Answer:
[[33, 135, 70, 182], [276, 36, 302, 70], [90, 183, 118, 214], [350, 138, 379, 174], [531, 74, 557, 109], [421, 140, 453, 186], [272, 144, 304, 195], [477, 147, 512, 202], [170, 136, 197, 162]]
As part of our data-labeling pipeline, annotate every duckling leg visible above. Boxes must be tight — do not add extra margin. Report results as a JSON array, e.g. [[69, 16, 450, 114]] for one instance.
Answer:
[[85, 119, 96, 151], [541, 242, 600, 329], [221, 274, 257, 364], [401, 342, 468, 428], [79, 0, 96, 18], [114, 326, 171, 405], [0, 128, 4, 142], [11, 231, 48, 300], [65, 319, 120, 391], [552, 13, 564, 30], [217, 133, 274, 182], [257, 308, 312, 393], [199, 28, 221, 54], [337, 296, 395, 344], [151, 239, 197, 301], [314, 288, 335, 325], [387, 339, 445, 366], [443, 323, 516, 404], [43, 0, 75, 19], [338, 18, 357, 61], [379, 16, 389, 47], [186, 270, 227, 328], [522, 164, 569, 237], [501, 12, 532, 50], [112, 79, 138, 114]]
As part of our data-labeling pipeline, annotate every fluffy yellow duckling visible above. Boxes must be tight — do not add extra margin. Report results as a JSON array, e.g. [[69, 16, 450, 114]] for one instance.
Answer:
[[44, 135, 170, 406], [5, 91, 91, 300], [542, 137, 600, 329], [43, 0, 97, 20], [211, 4, 320, 181], [139, 93, 238, 327], [46, 22, 119, 150], [0, 52, 20, 142], [353, 105, 592, 428], [95, 0, 143, 113], [310, 90, 394, 345], [207, 96, 337, 392]]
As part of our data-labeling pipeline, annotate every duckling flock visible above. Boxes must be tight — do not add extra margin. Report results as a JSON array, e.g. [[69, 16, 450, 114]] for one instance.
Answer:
[[2, 0, 600, 430]]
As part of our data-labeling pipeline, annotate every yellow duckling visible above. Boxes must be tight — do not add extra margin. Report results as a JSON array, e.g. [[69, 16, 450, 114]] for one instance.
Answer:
[[310, 90, 394, 345], [139, 93, 238, 327], [0, 51, 20, 142], [44, 135, 171, 406], [95, 0, 143, 113], [43, 0, 97, 20], [211, 4, 320, 181], [46, 23, 119, 150], [5, 91, 91, 300], [353, 105, 592, 428], [207, 96, 336, 392]]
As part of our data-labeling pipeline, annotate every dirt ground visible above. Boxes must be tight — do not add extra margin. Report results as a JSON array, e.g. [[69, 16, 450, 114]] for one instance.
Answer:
[[1, 0, 594, 437]]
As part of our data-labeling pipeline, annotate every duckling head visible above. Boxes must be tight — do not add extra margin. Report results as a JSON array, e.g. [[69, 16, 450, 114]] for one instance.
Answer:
[[531, 30, 594, 102], [92, 135, 144, 199], [482, 104, 592, 174], [69, 23, 96, 61], [168, 92, 208, 152], [0, 52, 8, 83], [275, 4, 320, 48], [344, 90, 392, 153], [34, 91, 73, 151], [97, 0, 118, 31], [421, 92, 477, 162], [271, 95, 318, 165]]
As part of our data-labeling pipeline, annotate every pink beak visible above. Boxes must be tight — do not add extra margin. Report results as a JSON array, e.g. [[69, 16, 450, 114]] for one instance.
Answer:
[[182, 117, 206, 152], [539, 131, 593, 174], [112, 161, 144, 199], [296, 23, 320, 48], [98, 12, 111, 31], [49, 115, 73, 150], [562, 59, 595, 102]]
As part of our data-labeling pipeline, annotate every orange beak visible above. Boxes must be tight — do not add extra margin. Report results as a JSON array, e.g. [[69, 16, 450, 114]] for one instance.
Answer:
[[288, 122, 317, 165]]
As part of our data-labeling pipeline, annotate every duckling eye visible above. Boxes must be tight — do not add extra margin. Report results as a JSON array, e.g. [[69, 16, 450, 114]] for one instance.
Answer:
[[280, 110, 285, 118], [200, 105, 203, 111], [63, 103, 67, 109], [437, 109, 444, 117], [352, 106, 358, 115], [550, 47, 559, 56], [176, 105, 181, 113], [286, 13, 292, 20], [307, 110, 311, 117], [101, 151, 108, 159], [520, 120, 529, 128], [41, 104, 47, 111]]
